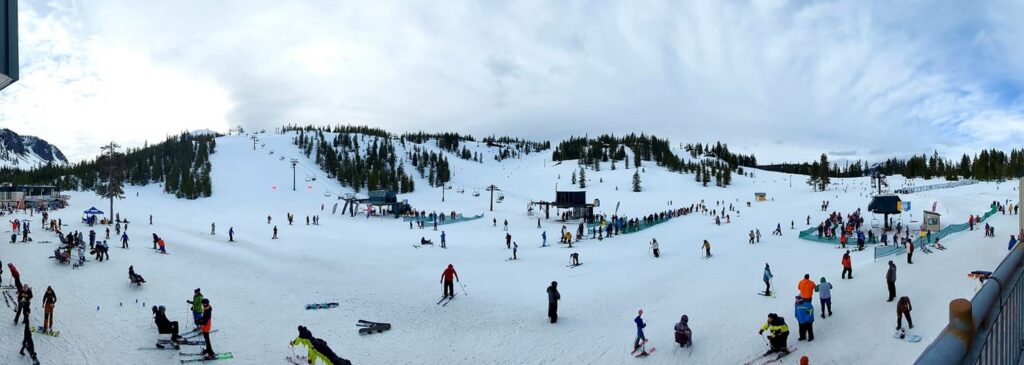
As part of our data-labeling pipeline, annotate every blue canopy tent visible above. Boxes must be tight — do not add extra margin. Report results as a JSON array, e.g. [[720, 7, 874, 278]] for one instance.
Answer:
[[83, 207, 104, 215]]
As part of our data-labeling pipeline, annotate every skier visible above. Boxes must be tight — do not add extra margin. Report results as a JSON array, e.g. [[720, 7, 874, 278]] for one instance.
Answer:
[[493, 218, 496, 227], [512, 242, 518, 260], [503, 219, 509, 231], [758, 313, 791, 356], [228, 227, 234, 242], [272, 226, 278, 239], [794, 296, 814, 341], [129, 265, 145, 286], [157, 238, 166, 254], [187, 288, 204, 323], [651, 239, 660, 258], [886, 261, 897, 302], [505, 233, 512, 249], [749, 230, 755, 244], [674, 315, 692, 347], [149, 215, 153, 225], [541, 231, 547, 247], [633, 309, 649, 355], [211, 223, 216, 235], [267, 215, 272, 224], [153, 305, 181, 346], [756, 229, 761, 243], [702, 240, 712, 258], [440, 264, 459, 298], [896, 296, 914, 330], [440, 231, 446, 248], [570, 252, 580, 266], [291, 326, 326, 364], [798, 274, 816, 301], [547, 281, 560, 323], [42, 286, 56, 333], [841, 251, 853, 279], [121, 232, 129, 249], [152, 233, 159, 250], [196, 298, 215, 360], [817, 277, 833, 318], [763, 264, 773, 296]]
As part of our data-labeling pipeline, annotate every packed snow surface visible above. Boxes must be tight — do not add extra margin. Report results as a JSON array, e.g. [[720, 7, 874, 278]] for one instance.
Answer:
[[0, 132, 1016, 364]]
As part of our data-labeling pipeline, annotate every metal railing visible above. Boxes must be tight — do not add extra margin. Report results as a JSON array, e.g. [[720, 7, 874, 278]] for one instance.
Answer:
[[967, 268, 1024, 365]]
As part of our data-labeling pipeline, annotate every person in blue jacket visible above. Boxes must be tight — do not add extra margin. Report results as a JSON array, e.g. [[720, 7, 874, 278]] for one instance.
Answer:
[[763, 263, 774, 296], [795, 296, 815, 341], [1009, 235, 1018, 251], [633, 309, 648, 354]]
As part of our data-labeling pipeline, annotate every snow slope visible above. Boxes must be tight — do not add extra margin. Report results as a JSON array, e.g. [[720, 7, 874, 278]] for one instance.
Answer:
[[0, 131, 1016, 365]]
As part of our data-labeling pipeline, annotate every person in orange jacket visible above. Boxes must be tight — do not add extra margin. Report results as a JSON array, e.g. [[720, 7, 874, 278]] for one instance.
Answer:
[[841, 250, 853, 279], [798, 274, 816, 300], [839, 234, 848, 248]]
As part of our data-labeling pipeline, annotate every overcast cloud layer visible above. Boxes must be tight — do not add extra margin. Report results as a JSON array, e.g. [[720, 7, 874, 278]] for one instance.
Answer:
[[1, 0, 1023, 163]]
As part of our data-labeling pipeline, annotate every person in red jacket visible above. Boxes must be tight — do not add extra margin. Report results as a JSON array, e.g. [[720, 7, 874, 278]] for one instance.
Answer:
[[798, 274, 816, 300], [441, 264, 459, 298], [841, 250, 853, 279]]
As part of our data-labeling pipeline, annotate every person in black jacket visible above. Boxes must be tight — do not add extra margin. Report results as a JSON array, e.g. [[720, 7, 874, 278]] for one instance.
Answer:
[[20, 319, 37, 362], [547, 281, 560, 323], [196, 299, 214, 359], [886, 261, 897, 302], [42, 287, 56, 332], [152, 305, 181, 347], [14, 284, 32, 325]]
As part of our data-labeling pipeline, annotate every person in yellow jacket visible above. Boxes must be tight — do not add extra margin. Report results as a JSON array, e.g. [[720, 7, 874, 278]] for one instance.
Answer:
[[758, 313, 791, 356], [291, 326, 328, 364]]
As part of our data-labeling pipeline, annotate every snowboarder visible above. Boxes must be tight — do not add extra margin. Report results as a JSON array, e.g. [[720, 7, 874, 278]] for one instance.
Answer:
[[674, 315, 692, 347], [187, 288, 204, 323], [440, 264, 459, 298], [41, 286, 55, 332], [272, 226, 278, 239], [547, 281, 560, 323], [651, 239, 660, 258], [121, 232, 129, 249], [702, 240, 712, 258], [228, 227, 234, 242], [196, 298, 215, 360], [633, 309, 648, 354], [763, 264, 773, 296], [798, 274, 816, 301], [758, 313, 790, 356], [794, 296, 814, 342], [896, 296, 913, 330], [570, 252, 580, 266], [886, 261, 897, 302], [817, 277, 833, 318], [440, 231, 446, 248], [153, 305, 181, 346], [841, 251, 853, 279]]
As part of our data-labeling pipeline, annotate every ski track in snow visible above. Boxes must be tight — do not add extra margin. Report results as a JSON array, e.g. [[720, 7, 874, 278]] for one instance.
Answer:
[[0, 131, 1016, 364]]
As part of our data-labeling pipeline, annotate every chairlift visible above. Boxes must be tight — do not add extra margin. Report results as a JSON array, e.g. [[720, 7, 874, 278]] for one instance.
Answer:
[[269, 150, 274, 155], [279, 156, 285, 161], [457, 187, 465, 194], [473, 189, 480, 197], [323, 190, 332, 197]]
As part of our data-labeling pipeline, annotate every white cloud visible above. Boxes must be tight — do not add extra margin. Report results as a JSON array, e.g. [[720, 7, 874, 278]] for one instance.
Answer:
[[1, 0, 1023, 163]]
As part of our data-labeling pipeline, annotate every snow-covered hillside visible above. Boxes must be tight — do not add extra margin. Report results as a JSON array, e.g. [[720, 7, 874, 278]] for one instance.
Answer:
[[0, 131, 1016, 365], [0, 128, 68, 168]]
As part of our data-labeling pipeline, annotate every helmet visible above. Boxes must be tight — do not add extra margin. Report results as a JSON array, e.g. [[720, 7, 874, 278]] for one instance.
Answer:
[[158, 305, 166, 312], [201, 298, 210, 305]]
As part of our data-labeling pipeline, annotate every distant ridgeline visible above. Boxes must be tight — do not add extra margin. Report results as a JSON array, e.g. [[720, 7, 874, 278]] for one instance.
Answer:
[[0, 132, 216, 199], [284, 124, 551, 193], [551, 134, 757, 187], [759, 149, 1024, 181]]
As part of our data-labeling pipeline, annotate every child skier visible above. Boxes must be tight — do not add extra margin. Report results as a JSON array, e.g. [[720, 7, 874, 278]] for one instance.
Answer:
[[674, 315, 692, 347], [763, 264, 773, 296], [633, 309, 649, 355]]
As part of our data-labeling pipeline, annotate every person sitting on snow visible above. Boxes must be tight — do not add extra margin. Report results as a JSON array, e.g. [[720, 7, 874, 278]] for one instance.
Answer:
[[674, 315, 692, 347], [129, 266, 145, 286], [420, 237, 433, 245], [153, 305, 181, 347]]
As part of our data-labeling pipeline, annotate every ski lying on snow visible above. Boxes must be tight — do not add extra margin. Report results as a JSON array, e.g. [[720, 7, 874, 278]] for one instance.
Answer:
[[179, 352, 233, 363], [286, 355, 308, 364], [139, 346, 178, 351], [635, 347, 656, 357]]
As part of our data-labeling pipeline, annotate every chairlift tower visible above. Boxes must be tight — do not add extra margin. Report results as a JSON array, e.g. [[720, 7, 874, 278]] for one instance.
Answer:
[[486, 185, 500, 211], [290, 159, 298, 191]]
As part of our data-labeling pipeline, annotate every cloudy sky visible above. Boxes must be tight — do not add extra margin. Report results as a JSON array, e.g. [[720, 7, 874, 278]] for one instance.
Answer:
[[1, 0, 1023, 163]]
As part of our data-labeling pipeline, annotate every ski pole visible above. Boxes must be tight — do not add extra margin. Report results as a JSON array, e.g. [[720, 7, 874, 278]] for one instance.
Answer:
[[760, 333, 770, 347], [459, 281, 468, 296]]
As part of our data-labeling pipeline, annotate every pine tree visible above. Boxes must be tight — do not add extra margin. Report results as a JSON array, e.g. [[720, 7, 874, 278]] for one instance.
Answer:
[[579, 167, 587, 188], [632, 169, 642, 192], [571, 170, 577, 184]]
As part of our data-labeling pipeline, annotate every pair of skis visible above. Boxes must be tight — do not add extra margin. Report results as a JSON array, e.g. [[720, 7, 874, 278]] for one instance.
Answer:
[[630, 339, 656, 357], [565, 263, 583, 268], [357, 319, 391, 335], [436, 293, 457, 306], [743, 347, 797, 365], [305, 302, 338, 310], [179, 352, 233, 363]]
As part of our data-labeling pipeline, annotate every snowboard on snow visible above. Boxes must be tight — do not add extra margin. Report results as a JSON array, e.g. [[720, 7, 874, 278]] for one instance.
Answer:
[[180, 352, 233, 363], [305, 302, 338, 310], [893, 330, 922, 342], [743, 347, 797, 365], [30, 326, 59, 337]]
